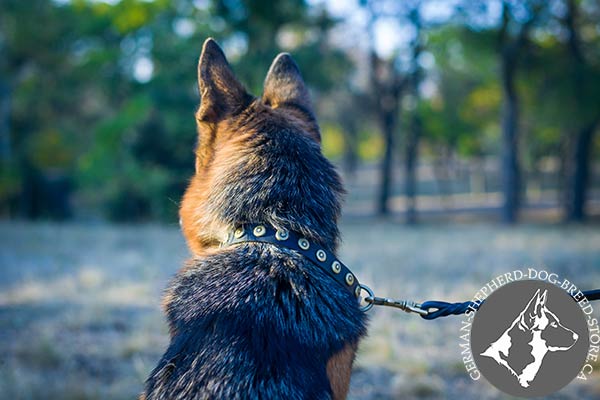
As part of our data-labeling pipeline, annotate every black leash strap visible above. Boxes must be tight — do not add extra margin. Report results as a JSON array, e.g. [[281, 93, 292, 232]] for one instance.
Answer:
[[419, 288, 600, 320]]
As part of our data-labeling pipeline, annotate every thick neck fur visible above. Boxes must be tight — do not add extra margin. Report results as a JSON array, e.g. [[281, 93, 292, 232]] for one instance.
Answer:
[[180, 101, 344, 255], [518, 331, 548, 387]]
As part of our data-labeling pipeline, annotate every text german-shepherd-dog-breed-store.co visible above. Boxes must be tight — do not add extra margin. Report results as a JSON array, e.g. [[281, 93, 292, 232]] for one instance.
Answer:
[[142, 38, 368, 400]]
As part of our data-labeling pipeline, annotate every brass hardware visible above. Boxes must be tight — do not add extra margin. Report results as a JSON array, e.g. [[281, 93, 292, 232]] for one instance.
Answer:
[[298, 238, 310, 250], [275, 229, 289, 241], [234, 228, 244, 238], [316, 249, 326, 262], [345, 273, 355, 286], [331, 261, 341, 274], [253, 225, 266, 237]]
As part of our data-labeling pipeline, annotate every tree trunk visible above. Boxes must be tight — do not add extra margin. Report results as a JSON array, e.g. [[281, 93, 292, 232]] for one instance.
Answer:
[[496, 0, 538, 224], [497, 0, 524, 224], [377, 103, 396, 215], [566, 121, 598, 221], [500, 56, 520, 224], [564, 0, 597, 222], [365, 7, 403, 217], [405, 112, 420, 224], [0, 80, 10, 163], [405, 8, 422, 225], [369, 46, 401, 216]]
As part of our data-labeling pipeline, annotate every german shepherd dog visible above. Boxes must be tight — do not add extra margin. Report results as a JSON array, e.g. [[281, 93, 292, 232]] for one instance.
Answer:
[[142, 38, 367, 399]]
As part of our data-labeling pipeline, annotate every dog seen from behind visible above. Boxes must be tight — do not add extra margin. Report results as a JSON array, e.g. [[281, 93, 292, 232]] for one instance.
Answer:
[[142, 38, 368, 399]]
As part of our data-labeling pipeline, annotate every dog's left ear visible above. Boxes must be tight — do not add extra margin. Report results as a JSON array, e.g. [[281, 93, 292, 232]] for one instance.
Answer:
[[197, 38, 250, 122], [535, 290, 548, 313], [528, 289, 547, 320], [520, 288, 546, 329], [263, 53, 313, 111]]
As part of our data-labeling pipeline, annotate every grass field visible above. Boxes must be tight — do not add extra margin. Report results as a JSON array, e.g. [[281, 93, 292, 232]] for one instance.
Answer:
[[1, 221, 599, 399]]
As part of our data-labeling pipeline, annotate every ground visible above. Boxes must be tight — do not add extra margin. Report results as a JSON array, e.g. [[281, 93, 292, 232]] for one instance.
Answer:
[[0, 221, 599, 399]]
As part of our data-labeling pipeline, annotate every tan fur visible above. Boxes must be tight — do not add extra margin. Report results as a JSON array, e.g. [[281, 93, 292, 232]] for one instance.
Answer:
[[326, 343, 357, 400], [180, 102, 320, 257], [149, 40, 364, 399]]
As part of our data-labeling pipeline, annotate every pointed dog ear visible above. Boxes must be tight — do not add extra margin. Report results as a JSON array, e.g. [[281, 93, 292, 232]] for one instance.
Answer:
[[520, 289, 542, 328], [197, 38, 250, 122], [522, 289, 547, 323], [534, 289, 548, 315], [263, 53, 313, 113]]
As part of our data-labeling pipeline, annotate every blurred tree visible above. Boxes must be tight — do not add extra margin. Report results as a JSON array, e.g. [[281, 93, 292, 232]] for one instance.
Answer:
[[404, 4, 424, 225], [363, 0, 405, 216], [561, 0, 600, 221], [0, 0, 351, 222], [1, 0, 598, 223], [519, 0, 600, 221], [211, 0, 350, 94], [423, 25, 501, 203], [459, 0, 546, 223], [496, 0, 544, 223], [322, 88, 368, 178], [0, 0, 86, 218]]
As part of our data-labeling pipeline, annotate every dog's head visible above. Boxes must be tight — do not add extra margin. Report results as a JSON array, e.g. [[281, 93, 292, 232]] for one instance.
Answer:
[[180, 38, 344, 256], [519, 289, 578, 351]]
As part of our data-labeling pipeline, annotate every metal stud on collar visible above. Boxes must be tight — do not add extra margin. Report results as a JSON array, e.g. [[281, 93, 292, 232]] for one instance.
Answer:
[[316, 249, 327, 262], [223, 223, 363, 303], [331, 261, 342, 274], [253, 225, 266, 237], [298, 238, 310, 250], [234, 227, 245, 239], [345, 273, 355, 286], [275, 229, 289, 241]]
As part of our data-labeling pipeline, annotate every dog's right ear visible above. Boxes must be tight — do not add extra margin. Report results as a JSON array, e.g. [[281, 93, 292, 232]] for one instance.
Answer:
[[196, 38, 250, 122], [263, 53, 313, 113], [262, 53, 320, 142]]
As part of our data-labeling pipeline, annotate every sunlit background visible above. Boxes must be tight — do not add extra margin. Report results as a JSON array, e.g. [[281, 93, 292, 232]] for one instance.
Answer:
[[1, 0, 599, 399]]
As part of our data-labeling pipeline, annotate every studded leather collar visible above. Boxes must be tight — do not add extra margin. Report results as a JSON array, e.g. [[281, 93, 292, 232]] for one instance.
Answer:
[[222, 223, 361, 299]]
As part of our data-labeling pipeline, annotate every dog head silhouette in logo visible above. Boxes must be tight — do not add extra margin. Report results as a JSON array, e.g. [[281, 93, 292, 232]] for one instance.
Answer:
[[480, 289, 579, 388]]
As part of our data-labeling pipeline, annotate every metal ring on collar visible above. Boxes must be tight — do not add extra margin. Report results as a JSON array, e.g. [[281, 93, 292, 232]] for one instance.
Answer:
[[358, 284, 375, 312]]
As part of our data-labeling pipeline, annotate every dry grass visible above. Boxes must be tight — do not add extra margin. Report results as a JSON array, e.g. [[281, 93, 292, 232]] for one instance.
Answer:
[[0, 221, 599, 399]]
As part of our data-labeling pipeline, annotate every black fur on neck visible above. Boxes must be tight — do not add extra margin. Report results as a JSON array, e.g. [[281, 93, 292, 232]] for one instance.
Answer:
[[206, 108, 345, 252]]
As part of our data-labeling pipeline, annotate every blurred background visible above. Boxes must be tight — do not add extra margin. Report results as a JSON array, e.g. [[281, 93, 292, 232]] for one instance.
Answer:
[[1, 0, 600, 399]]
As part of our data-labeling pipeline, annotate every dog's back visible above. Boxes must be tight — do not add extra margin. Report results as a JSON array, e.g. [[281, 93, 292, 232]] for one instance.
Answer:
[[143, 39, 367, 399], [145, 246, 364, 398]]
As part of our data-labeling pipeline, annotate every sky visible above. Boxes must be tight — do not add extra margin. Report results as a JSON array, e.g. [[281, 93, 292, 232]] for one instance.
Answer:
[[70, 0, 477, 58], [310, 0, 465, 57], [77, 0, 504, 83]]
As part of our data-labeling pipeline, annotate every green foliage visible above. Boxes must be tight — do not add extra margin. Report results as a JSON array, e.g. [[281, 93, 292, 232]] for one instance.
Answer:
[[320, 123, 345, 160], [1, 0, 350, 221], [1, 0, 599, 221], [421, 26, 502, 158], [358, 128, 384, 161]]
